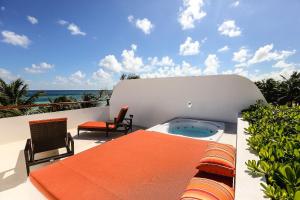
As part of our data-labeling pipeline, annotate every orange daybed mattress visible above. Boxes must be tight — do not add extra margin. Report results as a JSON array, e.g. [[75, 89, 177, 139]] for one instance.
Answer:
[[30, 130, 217, 200]]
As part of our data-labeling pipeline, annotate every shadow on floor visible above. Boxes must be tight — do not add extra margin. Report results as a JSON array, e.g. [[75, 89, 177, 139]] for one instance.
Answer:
[[224, 123, 237, 134], [0, 150, 27, 192], [73, 125, 145, 143]]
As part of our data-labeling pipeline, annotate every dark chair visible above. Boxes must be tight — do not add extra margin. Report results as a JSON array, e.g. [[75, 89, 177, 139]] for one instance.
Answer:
[[77, 106, 133, 137], [24, 118, 74, 176]]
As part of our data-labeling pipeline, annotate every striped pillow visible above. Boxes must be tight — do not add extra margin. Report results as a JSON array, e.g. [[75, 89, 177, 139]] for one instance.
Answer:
[[197, 143, 236, 177], [207, 142, 236, 159], [180, 178, 234, 200]]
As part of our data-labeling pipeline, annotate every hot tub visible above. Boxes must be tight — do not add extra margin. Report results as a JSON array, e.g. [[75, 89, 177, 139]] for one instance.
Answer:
[[148, 118, 225, 141]]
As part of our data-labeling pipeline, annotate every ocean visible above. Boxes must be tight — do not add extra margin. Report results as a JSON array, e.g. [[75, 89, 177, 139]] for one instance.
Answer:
[[28, 90, 110, 104]]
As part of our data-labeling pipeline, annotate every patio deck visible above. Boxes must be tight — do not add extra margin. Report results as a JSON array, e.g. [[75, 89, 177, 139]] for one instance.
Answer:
[[0, 123, 236, 200]]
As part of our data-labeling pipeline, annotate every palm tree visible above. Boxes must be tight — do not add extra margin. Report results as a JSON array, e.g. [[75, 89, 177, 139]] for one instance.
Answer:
[[255, 71, 300, 106], [255, 78, 281, 104], [278, 71, 300, 106], [0, 78, 44, 117]]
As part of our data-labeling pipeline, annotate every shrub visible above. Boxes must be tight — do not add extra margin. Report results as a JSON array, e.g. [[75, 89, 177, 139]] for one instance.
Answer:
[[242, 103, 300, 200]]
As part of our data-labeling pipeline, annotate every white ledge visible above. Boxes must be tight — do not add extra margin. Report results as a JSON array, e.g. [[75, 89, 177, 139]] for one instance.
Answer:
[[235, 117, 267, 200]]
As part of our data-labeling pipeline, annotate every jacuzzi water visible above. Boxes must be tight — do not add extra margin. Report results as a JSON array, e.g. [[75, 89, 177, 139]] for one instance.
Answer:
[[148, 118, 225, 141], [169, 126, 217, 138]]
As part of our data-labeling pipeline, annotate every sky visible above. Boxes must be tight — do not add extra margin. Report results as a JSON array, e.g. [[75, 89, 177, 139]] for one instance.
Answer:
[[0, 0, 299, 90]]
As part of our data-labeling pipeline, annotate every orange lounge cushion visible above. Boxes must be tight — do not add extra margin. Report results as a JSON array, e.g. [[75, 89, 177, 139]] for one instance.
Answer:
[[30, 130, 220, 200], [78, 121, 116, 129], [197, 146, 236, 177], [180, 177, 234, 200], [115, 106, 128, 123]]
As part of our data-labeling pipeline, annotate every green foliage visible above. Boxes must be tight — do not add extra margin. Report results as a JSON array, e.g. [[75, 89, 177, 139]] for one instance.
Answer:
[[120, 73, 140, 80], [0, 78, 44, 117], [243, 103, 300, 199], [255, 71, 300, 106]]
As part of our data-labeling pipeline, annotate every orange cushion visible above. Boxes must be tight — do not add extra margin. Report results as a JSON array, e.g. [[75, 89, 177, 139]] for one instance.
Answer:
[[197, 146, 236, 177], [207, 142, 236, 159], [78, 121, 116, 129], [180, 177, 234, 200], [30, 130, 216, 200], [116, 106, 128, 123]]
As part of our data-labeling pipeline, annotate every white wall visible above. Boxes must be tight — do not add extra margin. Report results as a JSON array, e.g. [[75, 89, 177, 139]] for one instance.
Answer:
[[110, 75, 265, 127], [0, 106, 109, 145]]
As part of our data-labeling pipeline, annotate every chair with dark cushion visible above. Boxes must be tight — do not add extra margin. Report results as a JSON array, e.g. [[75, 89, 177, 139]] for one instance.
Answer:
[[77, 106, 133, 137], [24, 118, 74, 175]]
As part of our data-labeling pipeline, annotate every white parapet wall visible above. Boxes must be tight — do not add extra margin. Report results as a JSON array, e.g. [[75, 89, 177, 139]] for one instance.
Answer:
[[110, 75, 266, 128], [0, 106, 109, 145], [235, 117, 267, 200]]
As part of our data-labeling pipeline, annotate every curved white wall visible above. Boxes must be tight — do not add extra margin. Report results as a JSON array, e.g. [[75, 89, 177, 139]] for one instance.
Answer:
[[110, 75, 265, 127]]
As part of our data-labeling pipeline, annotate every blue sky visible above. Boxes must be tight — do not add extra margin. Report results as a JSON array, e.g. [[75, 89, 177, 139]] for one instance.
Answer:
[[0, 0, 299, 90]]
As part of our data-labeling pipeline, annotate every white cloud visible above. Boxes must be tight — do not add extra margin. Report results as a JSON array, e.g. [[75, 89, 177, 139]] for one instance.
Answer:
[[178, 0, 206, 30], [203, 54, 220, 75], [128, 15, 134, 23], [25, 62, 54, 74], [27, 16, 38, 24], [53, 70, 96, 89], [128, 16, 154, 34], [0, 68, 19, 81], [218, 20, 241, 37], [232, 47, 250, 63], [131, 44, 137, 51], [67, 23, 86, 36], [218, 45, 229, 52], [222, 68, 249, 77], [179, 37, 200, 56], [136, 18, 154, 34], [141, 61, 201, 78], [121, 45, 144, 72], [69, 70, 86, 84], [1, 30, 31, 48], [99, 55, 122, 73], [96, 44, 143, 75], [148, 56, 175, 67], [273, 60, 296, 69], [92, 68, 112, 80], [249, 67, 299, 81], [231, 1, 240, 7], [58, 19, 68, 25], [95, 44, 203, 84], [54, 76, 68, 84], [58, 20, 86, 36], [248, 44, 296, 65], [248, 44, 274, 64], [229, 44, 296, 68]]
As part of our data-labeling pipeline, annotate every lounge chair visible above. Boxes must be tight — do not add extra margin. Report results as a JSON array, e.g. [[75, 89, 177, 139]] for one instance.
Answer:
[[77, 106, 133, 137], [24, 118, 74, 176]]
